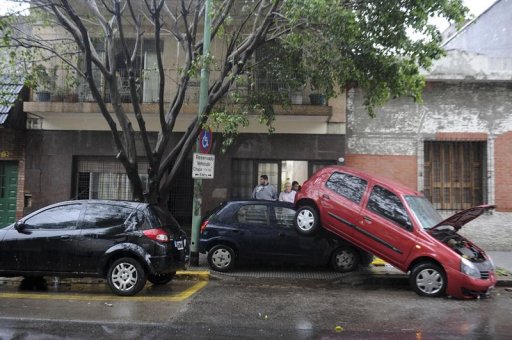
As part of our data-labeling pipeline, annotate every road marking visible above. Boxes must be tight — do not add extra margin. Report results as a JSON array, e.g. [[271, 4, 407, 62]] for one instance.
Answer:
[[0, 281, 208, 302]]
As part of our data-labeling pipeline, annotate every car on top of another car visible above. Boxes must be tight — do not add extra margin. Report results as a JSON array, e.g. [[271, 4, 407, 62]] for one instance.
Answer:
[[199, 200, 373, 273], [293, 165, 496, 299]]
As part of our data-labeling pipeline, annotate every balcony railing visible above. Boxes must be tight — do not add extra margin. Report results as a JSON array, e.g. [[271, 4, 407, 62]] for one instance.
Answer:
[[34, 74, 318, 106]]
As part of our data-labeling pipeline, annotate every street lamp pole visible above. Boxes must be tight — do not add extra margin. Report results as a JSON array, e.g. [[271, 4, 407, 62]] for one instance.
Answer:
[[189, 0, 212, 266]]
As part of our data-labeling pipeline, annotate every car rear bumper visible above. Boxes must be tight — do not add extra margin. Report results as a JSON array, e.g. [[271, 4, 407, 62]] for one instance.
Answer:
[[446, 268, 497, 299], [149, 251, 188, 274]]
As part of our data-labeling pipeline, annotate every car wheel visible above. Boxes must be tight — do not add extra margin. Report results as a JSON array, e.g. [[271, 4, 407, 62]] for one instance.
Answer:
[[148, 272, 175, 285], [107, 257, 147, 296], [331, 246, 360, 272], [294, 205, 320, 235], [410, 262, 447, 297], [208, 245, 235, 272]]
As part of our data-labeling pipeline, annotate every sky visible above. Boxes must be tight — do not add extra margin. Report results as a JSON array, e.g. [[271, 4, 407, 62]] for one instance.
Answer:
[[433, 0, 497, 31], [0, 0, 499, 28]]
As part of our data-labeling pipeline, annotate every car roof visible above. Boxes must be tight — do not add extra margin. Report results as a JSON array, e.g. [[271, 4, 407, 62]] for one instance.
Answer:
[[46, 199, 147, 210], [317, 165, 422, 196], [222, 199, 294, 208]]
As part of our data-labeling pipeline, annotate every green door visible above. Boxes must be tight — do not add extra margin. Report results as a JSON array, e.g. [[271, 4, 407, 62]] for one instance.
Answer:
[[0, 162, 18, 228]]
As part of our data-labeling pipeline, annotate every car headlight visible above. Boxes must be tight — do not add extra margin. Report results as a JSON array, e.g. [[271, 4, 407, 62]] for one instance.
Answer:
[[461, 257, 480, 278], [487, 256, 496, 271]]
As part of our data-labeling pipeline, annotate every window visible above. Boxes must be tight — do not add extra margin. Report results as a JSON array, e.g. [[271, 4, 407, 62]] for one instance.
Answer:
[[326, 172, 367, 204], [367, 186, 411, 229], [274, 206, 295, 229], [232, 159, 330, 200], [231, 160, 279, 199], [75, 157, 193, 230], [23, 204, 82, 230], [82, 203, 135, 229], [236, 205, 269, 225], [76, 157, 149, 200]]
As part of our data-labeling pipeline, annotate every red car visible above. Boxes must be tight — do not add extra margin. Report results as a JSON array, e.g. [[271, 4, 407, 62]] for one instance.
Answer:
[[294, 166, 496, 299]]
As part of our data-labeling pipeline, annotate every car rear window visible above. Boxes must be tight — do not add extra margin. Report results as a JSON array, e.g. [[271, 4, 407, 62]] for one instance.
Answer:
[[82, 203, 134, 229], [146, 206, 182, 232], [326, 172, 367, 204], [274, 206, 295, 229]]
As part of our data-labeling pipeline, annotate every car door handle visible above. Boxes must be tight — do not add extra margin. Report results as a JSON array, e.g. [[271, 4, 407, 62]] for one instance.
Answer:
[[363, 216, 373, 223], [60, 235, 71, 240], [322, 194, 330, 200], [231, 229, 240, 233], [278, 232, 286, 237]]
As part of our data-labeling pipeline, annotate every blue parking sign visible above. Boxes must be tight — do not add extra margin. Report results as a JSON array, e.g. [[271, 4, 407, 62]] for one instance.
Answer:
[[199, 128, 213, 154]]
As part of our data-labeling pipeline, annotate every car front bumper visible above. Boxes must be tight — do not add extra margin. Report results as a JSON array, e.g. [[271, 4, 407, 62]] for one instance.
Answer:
[[445, 267, 497, 299]]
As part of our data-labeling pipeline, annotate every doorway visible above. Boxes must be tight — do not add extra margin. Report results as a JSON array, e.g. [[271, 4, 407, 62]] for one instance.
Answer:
[[424, 141, 485, 210], [0, 162, 18, 228]]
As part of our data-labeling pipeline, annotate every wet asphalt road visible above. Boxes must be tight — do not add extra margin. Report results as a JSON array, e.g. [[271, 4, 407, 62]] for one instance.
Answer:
[[1, 277, 512, 339]]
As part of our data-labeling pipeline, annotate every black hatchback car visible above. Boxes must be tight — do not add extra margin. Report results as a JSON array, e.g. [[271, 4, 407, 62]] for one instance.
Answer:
[[0, 200, 188, 296], [199, 200, 373, 272]]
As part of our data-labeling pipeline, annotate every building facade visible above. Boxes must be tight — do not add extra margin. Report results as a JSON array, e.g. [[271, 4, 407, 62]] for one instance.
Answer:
[[345, 0, 512, 211], [0, 80, 28, 227]]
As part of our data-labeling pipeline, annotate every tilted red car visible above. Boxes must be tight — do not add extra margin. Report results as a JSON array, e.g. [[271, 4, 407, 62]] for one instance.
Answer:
[[294, 166, 496, 299]]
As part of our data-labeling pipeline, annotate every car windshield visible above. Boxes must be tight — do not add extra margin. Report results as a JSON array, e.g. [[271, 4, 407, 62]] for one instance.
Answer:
[[405, 196, 443, 230]]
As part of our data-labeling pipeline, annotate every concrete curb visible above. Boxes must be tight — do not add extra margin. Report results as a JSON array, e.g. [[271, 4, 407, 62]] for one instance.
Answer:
[[181, 266, 512, 287], [175, 270, 210, 281]]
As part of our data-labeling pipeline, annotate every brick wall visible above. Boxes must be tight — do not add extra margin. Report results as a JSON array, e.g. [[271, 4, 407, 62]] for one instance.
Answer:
[[0, 129, 26, 220], [344, 154, 418, 190], [495, 131, 512, 211]]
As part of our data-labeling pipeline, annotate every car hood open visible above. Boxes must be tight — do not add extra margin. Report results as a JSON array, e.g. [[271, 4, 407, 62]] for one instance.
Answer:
[[430, 204, 496, 231]]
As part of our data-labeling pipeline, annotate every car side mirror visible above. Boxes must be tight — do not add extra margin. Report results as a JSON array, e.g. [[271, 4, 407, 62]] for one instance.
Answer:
[[14, 221, 26, 232]]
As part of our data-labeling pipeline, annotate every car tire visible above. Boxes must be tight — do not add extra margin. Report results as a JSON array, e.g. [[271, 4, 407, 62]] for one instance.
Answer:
[[410, 262, 447, 297], [294, 205, 320, 235], [148, 272, 175, 285], [331, 246, 360, 272], [107, 257, 147, 296], [208, 245, 235, 272]]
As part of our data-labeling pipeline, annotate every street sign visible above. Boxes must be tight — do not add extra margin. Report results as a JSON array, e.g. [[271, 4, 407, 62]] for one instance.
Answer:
[[192, 153, 215, 179], [198, 128, 213, 154]]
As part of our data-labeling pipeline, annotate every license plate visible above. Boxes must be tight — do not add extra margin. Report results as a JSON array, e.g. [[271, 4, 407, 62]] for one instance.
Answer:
[[175, 240, 184, 250]]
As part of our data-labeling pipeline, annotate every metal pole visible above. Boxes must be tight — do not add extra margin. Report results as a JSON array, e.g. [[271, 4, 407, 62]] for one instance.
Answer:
[[189, 0, 212, 266]]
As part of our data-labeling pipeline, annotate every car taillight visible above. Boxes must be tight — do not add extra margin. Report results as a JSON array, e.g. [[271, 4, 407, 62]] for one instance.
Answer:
[[200, 220, 209, 234], [143, 228, 170, 243]]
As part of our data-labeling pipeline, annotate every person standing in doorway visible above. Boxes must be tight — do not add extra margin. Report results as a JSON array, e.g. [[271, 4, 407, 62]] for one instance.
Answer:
[[279, 182, 296, 203], [252, 175, 277, 200]]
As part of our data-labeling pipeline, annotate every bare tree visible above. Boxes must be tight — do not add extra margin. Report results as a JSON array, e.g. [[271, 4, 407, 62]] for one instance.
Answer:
[[1, 0, 467, 206]]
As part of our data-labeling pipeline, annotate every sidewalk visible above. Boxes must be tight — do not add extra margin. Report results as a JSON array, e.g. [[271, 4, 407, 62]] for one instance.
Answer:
[[445, 211, 512, 251]]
